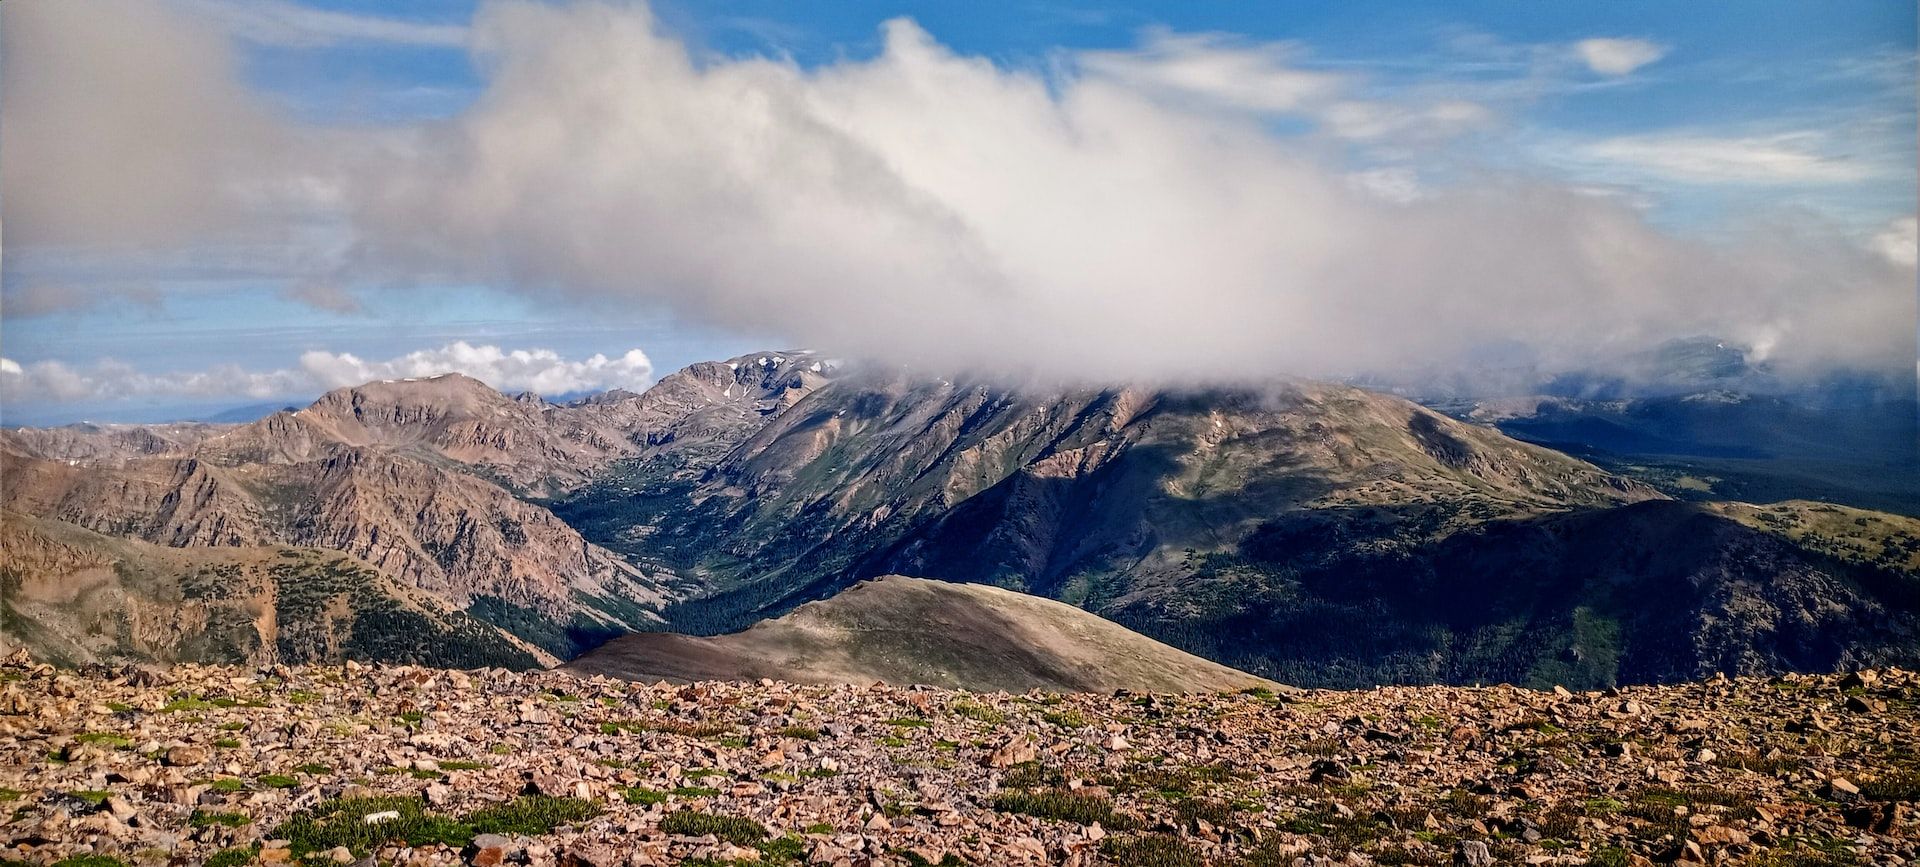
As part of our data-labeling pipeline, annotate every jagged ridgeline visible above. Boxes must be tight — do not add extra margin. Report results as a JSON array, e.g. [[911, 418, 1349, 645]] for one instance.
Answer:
[[5, 351, 1918, 688]]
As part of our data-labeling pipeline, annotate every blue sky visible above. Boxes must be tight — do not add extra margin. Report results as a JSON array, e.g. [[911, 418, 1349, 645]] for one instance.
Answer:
[[2, 0, 1914, 425]]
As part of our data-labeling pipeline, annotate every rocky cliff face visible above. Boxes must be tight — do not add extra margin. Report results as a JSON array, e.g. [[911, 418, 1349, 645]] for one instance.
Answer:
[[0, 512, 548, 668], [0, 352, 838, 666]]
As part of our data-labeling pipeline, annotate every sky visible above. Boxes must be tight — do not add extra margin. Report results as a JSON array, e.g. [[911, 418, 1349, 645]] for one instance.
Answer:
[[1, 0, 1914, 425]]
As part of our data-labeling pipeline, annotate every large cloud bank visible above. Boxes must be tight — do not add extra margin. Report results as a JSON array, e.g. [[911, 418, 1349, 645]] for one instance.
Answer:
[[5, 1, 1913, 389]]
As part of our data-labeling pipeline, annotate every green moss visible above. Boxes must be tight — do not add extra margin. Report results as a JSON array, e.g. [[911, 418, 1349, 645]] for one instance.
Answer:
[[296, 763, 333, 775], [49, 858, 132, 867], [258, 774, 298, 789], [73, 733, 133, 748], [659, 810, 769, 845], [886, 717, 930, 728], [672, 786, 721, 798], [213, 738, 241, 749], [438, 760, 489, 771], [207, 778, 247, 793], [779, 726, 821, 741], [67, 790, 111, 807]]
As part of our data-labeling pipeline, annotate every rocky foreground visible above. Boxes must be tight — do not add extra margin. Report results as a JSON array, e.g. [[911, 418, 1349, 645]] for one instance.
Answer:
[[4, 655, 1915, 867]]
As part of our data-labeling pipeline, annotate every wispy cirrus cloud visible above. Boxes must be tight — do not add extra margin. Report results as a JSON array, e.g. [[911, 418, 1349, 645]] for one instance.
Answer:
[[1577, 132, 1878, 185], [177, 0, 468, 49]]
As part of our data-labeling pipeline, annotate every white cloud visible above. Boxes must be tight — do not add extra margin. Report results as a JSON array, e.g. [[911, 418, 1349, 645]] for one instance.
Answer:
[[1871, 216, 1917, 267], [1574, 38, 1668, 76], [344, 2, 1911, 381], [298, 342, 653, 395], [1078, 30, 1346, 114], [177, 0, 468, 48], [1320, 99, 1494, 142], [3, 0, 1911, 400], [1578, 132, 1876, 185], [0, 0, 294, 249], [0, 342, 654, 405]]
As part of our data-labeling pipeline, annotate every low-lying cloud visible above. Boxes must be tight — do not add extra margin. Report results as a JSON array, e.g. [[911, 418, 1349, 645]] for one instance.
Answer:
[[0, 342, 654, 404], [4, 0, 1913, 396]]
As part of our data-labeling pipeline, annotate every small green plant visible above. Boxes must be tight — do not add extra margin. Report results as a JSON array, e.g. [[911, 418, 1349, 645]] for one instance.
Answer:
[[950, 701, 1005, 724], [438, 760, 489, 771], [1042, 710, 1088, 729], [67, 790, 111, 807], [886, 717, 930, 728], [214, 738, 241, 749], [466, 795, 600, 836], [672, 786, 721, 798], [258, 774, 298, 789], [758, 835, 807, 863], [1099, 834, 1203, 867], [992, 790, 1135, 828], [204, 847, 256, 867], [296, 763, 332, 775], [779, 726, 821, 741], [208, 778, 247, 793], [660, 810, 769, 845], [190, 810, 252, 828], [617, 786, 668, 805], [73, 733, 134, 748], [1860, 769, 1920, 802], [273, 796, 471, 857]]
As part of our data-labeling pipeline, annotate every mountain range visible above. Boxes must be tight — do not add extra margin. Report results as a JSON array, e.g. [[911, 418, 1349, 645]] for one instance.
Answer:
[[4, 350, 1916, 688]]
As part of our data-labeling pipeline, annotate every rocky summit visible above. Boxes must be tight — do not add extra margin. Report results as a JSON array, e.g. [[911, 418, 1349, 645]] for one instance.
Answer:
[[6, 653, 1917, 866]]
